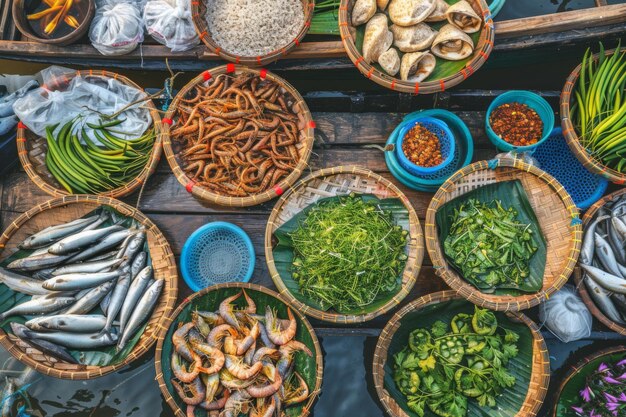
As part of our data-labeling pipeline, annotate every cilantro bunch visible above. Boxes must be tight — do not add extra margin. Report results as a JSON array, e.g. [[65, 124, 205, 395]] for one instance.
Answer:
[[393, 307, 520, 417]]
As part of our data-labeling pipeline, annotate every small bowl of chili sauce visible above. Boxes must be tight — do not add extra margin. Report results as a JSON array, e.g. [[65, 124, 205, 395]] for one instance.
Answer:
[[396, 117, 456, 176], [485, 90, 555, 152]]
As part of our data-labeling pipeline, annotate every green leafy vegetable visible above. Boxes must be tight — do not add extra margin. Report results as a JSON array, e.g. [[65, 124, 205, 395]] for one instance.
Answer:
[[571, 42, 626, 173], [393, 306, 520, 417], [287, 194, 408, 312], [443, 198, 538, 292]]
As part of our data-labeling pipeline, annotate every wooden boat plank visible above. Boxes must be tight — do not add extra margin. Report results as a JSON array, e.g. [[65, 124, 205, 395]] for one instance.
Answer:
[[495, 3, 626, 39]]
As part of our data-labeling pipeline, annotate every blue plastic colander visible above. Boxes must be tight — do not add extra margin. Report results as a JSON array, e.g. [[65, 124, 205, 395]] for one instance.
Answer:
[[180, 222, 255, 291], [532, 128, 608, 210], [385, 109, 474, 192], [396, 117, 456, 176]]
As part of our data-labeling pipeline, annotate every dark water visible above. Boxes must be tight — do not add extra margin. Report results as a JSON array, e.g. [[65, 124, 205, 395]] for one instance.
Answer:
[[496, 0, 605, 21], [0, 331, 624, 417]]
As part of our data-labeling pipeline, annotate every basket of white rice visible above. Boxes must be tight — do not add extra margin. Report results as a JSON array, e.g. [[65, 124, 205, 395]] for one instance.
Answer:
[[193, 0, 314, 66]]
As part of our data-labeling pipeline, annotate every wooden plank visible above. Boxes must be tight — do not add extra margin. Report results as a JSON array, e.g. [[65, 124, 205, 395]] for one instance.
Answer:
[[0, 5, 624, 63], [1, 146, 497, 217], [495, 4, 626, 39]]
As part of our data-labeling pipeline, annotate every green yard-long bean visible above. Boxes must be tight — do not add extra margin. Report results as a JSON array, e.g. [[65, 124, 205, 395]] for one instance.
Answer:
[[44, 118, 155, 194], [571, 42, 626, 172]]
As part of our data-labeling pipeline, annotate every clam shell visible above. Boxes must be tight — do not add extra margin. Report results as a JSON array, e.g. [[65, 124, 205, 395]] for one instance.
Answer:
[[378, 48, 401, 76], [431, 23, 474, 61], [445, 0, 482, 33], [400, 51, 436, 82], [352, 0, 377, 26], [425, 0, 449, 22], [391, 23, 437, 52], [389, 0, 436, 26], [362, 13, 393, 64]]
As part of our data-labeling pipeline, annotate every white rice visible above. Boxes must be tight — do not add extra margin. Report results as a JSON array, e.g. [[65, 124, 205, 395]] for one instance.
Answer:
[[206, 0, 305, 57]]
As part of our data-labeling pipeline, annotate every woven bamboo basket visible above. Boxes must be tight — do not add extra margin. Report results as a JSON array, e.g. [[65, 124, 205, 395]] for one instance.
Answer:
[[0, 195, 178, 379], [373, 291, 550, 417], [162, 64, 315, 207], [338, 0, 494, 94], [191, 0, 314, 66], [561, 49, 626, 184], [155, 282, 323, 417], [425, 158, 582, 311], [17, 69, 163, 199], [551, 345, 626, 417], [265, 165, 424, 323], [576, 187, 626, 335]]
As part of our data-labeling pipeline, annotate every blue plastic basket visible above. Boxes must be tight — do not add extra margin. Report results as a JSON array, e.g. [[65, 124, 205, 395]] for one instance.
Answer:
[[396, 117, 456, 176], [385, 109, 474, 192], [532, 128, 608, 210], [180, 222, 255, 291], [485, 90, 555, 152]]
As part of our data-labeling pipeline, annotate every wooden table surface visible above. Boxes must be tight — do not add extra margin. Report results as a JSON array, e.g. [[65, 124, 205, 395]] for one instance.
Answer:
[[1, 87, 625, 417]]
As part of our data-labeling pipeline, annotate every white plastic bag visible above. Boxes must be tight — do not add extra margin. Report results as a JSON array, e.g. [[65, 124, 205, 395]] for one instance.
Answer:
[[13, 66, 151, 145], [539, 285, 592, 343], [143, 0, 199, 52], [89, 0, 144, 56]]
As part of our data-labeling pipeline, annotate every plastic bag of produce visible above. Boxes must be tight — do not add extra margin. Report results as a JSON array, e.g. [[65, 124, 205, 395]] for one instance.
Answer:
[[143, 0, 199, 52], [89, 0, 144, 56], [13, 66, 151, 146], [539, 285, 592, 343]]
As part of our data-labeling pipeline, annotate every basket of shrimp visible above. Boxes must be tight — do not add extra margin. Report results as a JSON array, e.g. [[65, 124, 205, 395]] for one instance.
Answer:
[[155, 282, 323, 417], [0, 195, 178, 379], [162, 65, 315, 207]]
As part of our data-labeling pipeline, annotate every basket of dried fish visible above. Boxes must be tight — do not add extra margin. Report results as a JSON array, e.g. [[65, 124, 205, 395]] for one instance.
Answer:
[[192, 0, 315, 66], [265, 166, 424, 323], [576, 188, 626, 336], [338, 0, 495, 94], [425, 158, 582, 311], [162, 65, 315, 207], [155, 282, 323, 417], [0, 195, 178, 379], [374, 290, 550, 417], [16, 69, 162, 199]]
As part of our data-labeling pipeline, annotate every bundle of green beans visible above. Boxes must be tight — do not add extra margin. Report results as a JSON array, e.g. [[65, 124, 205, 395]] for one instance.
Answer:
[[45, 118, 155, 194], [571, 42, 626, 172]]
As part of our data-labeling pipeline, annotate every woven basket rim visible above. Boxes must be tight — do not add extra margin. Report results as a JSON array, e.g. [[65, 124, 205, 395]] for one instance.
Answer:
[[16, 69, 163, 200], [338, 0, 495, 94], [191, 0, 315, 66], [551, 345, 626, 417], [154, 281, 324, 417], [264, 165, 425, 323], [373, 290, 550, 417], [0, 194, 178, 380], [162, 64, 315, 207], [561, 48, 626, 184], [424, 157, 582, 311], [577, 187, 626, 335]]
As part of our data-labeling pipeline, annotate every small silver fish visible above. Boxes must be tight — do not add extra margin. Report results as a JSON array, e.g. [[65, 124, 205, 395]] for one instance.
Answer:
[[582, 264, 626, 294], [100, 290, 112, 315], [612, 216, 626, 241], [118, 232, 145, 261], [0, 267, 50, 295], [0, 296, 75, 320], [51, 257, 126, 276], [64, 281, 114, 315], [19, 215, 99, 250], [130, 252, 147, 280], [26, 314, 107, 333], [611, 293, 626, 316], [10, 323, 78, 364], [102, 273, 131, 334], [42, 270, 122, 291], [594, 233, 623, 277], [119, 266, 152, 334], [118, 279, 163, 351], [18, 328, 118, 349], [66, 229, 134, 263], [48, 224, 125, 255], [7, 252, 73, 272], [580, 215, 610, 265], [584, 275, 626, 324]]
